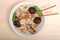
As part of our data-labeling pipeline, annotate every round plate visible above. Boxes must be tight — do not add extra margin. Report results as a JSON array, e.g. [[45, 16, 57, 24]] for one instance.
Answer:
[[9, 2, 45, 38]]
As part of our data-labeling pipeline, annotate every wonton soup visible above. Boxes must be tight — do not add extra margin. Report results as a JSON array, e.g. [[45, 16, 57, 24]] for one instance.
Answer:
[[12, 4, 43, 35]]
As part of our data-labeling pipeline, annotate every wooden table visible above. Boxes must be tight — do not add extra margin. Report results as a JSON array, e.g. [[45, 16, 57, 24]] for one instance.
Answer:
[[0, 0, 60, 40]]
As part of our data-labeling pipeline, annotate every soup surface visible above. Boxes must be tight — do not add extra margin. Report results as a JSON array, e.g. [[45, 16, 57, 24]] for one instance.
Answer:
[[12, 4, 43, 34]]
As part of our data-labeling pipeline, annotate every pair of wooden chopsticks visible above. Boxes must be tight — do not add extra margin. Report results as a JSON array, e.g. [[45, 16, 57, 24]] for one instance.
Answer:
[[19, 5, 58, 20], [42, 5, 59, 16]]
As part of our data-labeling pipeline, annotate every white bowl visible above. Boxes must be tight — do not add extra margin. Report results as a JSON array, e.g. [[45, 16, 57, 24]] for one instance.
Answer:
[[9, 2, 45, 38]]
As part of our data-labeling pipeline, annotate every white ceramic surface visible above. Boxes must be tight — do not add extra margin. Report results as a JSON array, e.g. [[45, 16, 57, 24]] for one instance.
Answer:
[[9, 2, 45, 38]]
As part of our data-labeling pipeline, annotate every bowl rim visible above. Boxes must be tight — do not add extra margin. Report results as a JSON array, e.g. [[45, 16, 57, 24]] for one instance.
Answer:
[[9, 2, 45, 38]]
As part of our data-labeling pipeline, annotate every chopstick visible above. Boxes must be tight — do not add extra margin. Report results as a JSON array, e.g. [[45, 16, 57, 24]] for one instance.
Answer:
[[20, 13, 59, 20], [42, 5, 56, 11], [43, 13, 59, 16]]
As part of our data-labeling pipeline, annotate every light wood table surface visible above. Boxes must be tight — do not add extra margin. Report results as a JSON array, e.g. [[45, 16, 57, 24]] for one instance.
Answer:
[[0, 0, 60, 40]]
